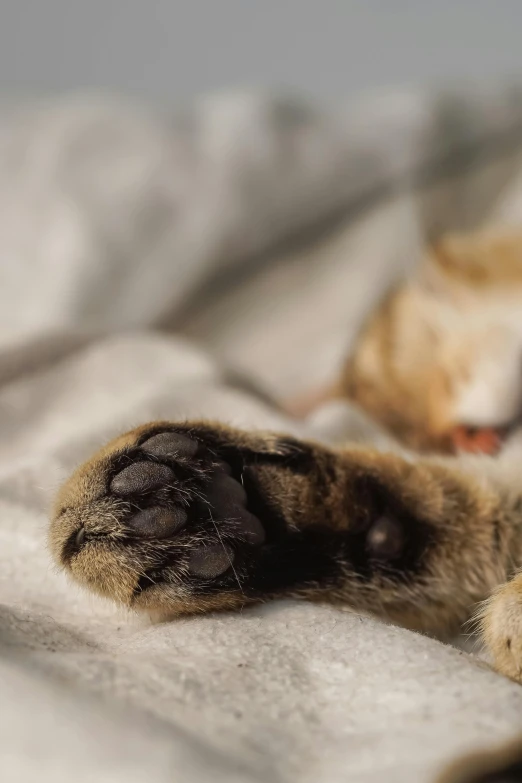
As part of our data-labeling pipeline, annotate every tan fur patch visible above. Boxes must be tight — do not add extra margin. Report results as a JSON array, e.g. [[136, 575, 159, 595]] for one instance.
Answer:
[[337, 229, 522, 453]]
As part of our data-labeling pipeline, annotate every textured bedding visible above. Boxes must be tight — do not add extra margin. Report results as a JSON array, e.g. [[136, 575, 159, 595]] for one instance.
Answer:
[[2, 87, 522, 782]]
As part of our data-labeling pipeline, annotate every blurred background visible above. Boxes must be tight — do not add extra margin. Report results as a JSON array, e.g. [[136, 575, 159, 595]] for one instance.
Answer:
[[3, 9, 522, 783], [3, 0, 522, 397], [2, 0, 522, 101]]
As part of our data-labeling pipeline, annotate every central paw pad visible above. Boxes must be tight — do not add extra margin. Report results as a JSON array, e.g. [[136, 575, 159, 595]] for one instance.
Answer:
[[127, 506, 188, 538]]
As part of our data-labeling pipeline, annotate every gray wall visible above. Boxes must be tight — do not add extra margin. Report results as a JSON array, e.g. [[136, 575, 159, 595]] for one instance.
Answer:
[[2, 1, 522, 102]]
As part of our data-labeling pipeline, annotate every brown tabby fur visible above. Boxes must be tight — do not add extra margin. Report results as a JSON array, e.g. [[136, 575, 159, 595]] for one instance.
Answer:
[[49, 230, 522, 783]]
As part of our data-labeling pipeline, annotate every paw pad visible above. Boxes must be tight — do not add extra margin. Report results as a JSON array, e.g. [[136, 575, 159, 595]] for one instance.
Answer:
[[110, 462, 174, 495], [127, 507, 187, 538], [188, 543, 235, 578], [141, 431, 199, 459]]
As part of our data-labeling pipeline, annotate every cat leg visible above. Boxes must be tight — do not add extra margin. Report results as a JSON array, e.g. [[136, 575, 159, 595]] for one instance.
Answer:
[[50, 421, 517, 631]]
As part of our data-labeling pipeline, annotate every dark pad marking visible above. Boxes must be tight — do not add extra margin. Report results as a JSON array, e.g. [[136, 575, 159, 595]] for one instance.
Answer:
[[366, 515, 405, 560], [188, 543, 235, 578], [126, 507, 187, 539], [141, 431, 199, 460], [344, 475, 437, 581], [110, 462, 174, 495], [247, 506, 419, 597], [245, 470, 432, 594]]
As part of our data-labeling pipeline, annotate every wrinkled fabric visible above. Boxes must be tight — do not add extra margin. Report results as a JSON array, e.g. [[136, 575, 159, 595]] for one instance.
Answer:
[[1, 88, 522, 782]]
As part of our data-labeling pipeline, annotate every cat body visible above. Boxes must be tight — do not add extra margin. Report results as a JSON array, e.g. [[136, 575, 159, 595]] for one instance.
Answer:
[[341, 231, 522, 455], [49, 230, 522, 783]]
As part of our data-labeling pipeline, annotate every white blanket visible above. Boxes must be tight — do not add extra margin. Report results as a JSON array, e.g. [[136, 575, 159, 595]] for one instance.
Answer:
[[2, 88, 522, 783]]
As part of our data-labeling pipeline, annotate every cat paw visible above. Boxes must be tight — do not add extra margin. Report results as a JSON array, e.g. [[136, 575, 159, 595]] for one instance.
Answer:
[[49, 423, 273, 616]]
